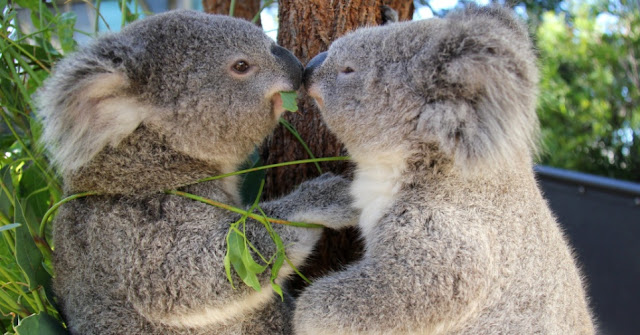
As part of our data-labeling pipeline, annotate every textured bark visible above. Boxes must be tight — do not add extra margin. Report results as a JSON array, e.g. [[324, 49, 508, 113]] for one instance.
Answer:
[[264, 0, 414, 291], [202, 0, 262, 24]]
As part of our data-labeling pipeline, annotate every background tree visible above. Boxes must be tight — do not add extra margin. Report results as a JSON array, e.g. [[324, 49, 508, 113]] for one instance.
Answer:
[[202, 0, 262, 23]]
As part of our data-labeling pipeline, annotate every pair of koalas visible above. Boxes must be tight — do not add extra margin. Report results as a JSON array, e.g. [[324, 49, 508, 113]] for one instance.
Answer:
[[38, 5, 594, 335]]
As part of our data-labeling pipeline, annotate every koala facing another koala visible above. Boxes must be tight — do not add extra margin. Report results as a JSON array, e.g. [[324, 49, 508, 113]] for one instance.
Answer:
[[38, 10, 357, 335], [298, 6, 595, 334]]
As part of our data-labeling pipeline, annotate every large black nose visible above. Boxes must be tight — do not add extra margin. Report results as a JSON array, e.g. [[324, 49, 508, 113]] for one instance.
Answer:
[[303, 51, 327, 88], [271, 45, 303, 90]]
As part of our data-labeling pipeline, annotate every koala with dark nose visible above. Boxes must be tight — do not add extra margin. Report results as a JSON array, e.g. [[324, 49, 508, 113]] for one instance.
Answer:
[[297, 6, 594, 334], [37, 10, 357, 335]]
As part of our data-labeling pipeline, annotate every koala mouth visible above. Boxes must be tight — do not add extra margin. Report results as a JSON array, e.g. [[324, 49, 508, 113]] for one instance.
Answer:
[[271, 93, 286, 118], [306, 85, 324, 110]]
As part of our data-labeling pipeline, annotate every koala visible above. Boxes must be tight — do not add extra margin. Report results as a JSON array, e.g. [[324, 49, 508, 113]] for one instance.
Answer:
[[297, 5, 595, 335], [37, 10, 357, 335]]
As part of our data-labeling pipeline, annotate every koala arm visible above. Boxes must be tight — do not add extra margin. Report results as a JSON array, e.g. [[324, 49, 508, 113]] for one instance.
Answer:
[[293, 209, 493, 335], [259, 173, 360, 230], [120, 175, 357, 329], [257, 173, 360, 269]]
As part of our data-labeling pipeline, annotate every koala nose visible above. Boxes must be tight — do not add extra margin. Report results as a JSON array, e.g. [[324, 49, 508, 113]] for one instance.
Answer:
[[303, 51, 327, 88], [271, 45, 303, 90]]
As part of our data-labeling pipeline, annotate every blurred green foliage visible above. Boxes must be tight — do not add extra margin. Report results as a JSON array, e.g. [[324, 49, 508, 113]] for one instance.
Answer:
[[1, 0, 67, 333], [421, 0, 639, 182], [0, 1, 140, 333], [535, 0, 640, 182]]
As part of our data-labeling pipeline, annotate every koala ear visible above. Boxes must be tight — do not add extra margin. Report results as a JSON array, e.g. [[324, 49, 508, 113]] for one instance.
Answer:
[[416, 97, 536, 172], [412, 6, 539, 171], [381, 5, 399, 24], [38, 69, 151, 176]]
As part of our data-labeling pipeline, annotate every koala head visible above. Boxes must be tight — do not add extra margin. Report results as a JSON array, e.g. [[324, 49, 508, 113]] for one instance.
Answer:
[[38, 10, 302, 192], [304, 6, 539, 173]]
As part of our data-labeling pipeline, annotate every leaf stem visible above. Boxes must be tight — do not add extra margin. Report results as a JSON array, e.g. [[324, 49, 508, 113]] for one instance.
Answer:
[[197, 156, 349, 184], [229, 0, 237, 17], [279, 118, 323, 173], [38, 191, 98, 238], [252, 0, 275, 23], [165, 190, 323, 229], [94, 0, 102, 35]]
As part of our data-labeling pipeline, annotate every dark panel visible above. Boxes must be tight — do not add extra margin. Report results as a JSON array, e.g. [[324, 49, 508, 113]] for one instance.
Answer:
[[535, 166, 640, 335]]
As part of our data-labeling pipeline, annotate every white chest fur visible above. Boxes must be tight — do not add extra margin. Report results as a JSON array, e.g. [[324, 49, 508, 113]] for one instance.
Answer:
[[351, 153, 406, 239]]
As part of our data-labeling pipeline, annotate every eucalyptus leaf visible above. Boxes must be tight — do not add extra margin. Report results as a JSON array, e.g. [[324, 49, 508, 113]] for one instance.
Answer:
[[242, 241, 267, 274], [238, 149, 266, 206], [280, 91, 298, 112], [0, 166, 14, 219], [0, 223, 20, 232], [269, 252, 285, 300], [56, 12, 77, 54], [227, 229, 264, 291], [223, 245, 234, 288], [14, 200, 51, 291], [227, 229, 252, 289], [16, 0, 39, 11], [14, 312, 66, 335], [19, 164, 50, 232]]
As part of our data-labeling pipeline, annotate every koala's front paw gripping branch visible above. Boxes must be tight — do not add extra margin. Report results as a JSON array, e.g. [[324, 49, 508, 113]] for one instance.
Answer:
[[39, 156, 350, 293]]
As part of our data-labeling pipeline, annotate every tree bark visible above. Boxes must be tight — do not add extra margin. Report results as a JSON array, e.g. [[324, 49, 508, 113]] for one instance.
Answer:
[[202, 0, 262, 24], [264, 0, 414, 291]]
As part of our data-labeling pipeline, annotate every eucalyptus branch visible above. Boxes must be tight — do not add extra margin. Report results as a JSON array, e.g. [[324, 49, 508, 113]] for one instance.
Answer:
[[196, 156, 349, 183], [165, 190, 323, 229], [39, 157, 349, 239], [39, 191, 99, 238]]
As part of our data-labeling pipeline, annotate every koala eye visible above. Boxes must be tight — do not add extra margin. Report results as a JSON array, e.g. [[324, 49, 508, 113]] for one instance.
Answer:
[[232, 60, 251, 74], [341, 67, 355, 74]]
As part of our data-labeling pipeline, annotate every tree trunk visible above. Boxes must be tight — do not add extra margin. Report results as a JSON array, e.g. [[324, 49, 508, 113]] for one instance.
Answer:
[[202, 0, 262, 24], [264, 0, 414, 291]]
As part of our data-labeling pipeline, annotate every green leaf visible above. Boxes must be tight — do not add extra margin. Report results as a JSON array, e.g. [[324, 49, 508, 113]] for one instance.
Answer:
[[14, 200, 51, 290], [14, 313, 66, 335], [227, 229, 252, 290], [280, 91, 298, 113], [242, 241, 266, 274], [223, 245, 234, 288], [238, 149, 266, 206], [227, 229, 265, 292], [269, 252, 285, 300], [0, 167, 14, 220], [15, 0, 39, 11], [271, 279, 283, 300], [0, 223, 20, 232], [56, 12, 77, 54], [18, 164, 50, 232]]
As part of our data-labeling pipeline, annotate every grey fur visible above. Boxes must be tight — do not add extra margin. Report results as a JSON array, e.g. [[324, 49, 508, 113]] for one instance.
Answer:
[[297, 6, 595, 334], [37, 10, 358, 335]]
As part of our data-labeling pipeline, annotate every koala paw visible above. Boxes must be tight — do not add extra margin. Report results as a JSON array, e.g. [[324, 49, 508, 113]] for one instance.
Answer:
[[290, 173, 360, 230]]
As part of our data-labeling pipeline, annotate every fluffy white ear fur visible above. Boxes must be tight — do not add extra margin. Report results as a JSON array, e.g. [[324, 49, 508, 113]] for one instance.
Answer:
[[416, 58, 539, 174], [39, 72, 151, 176]]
